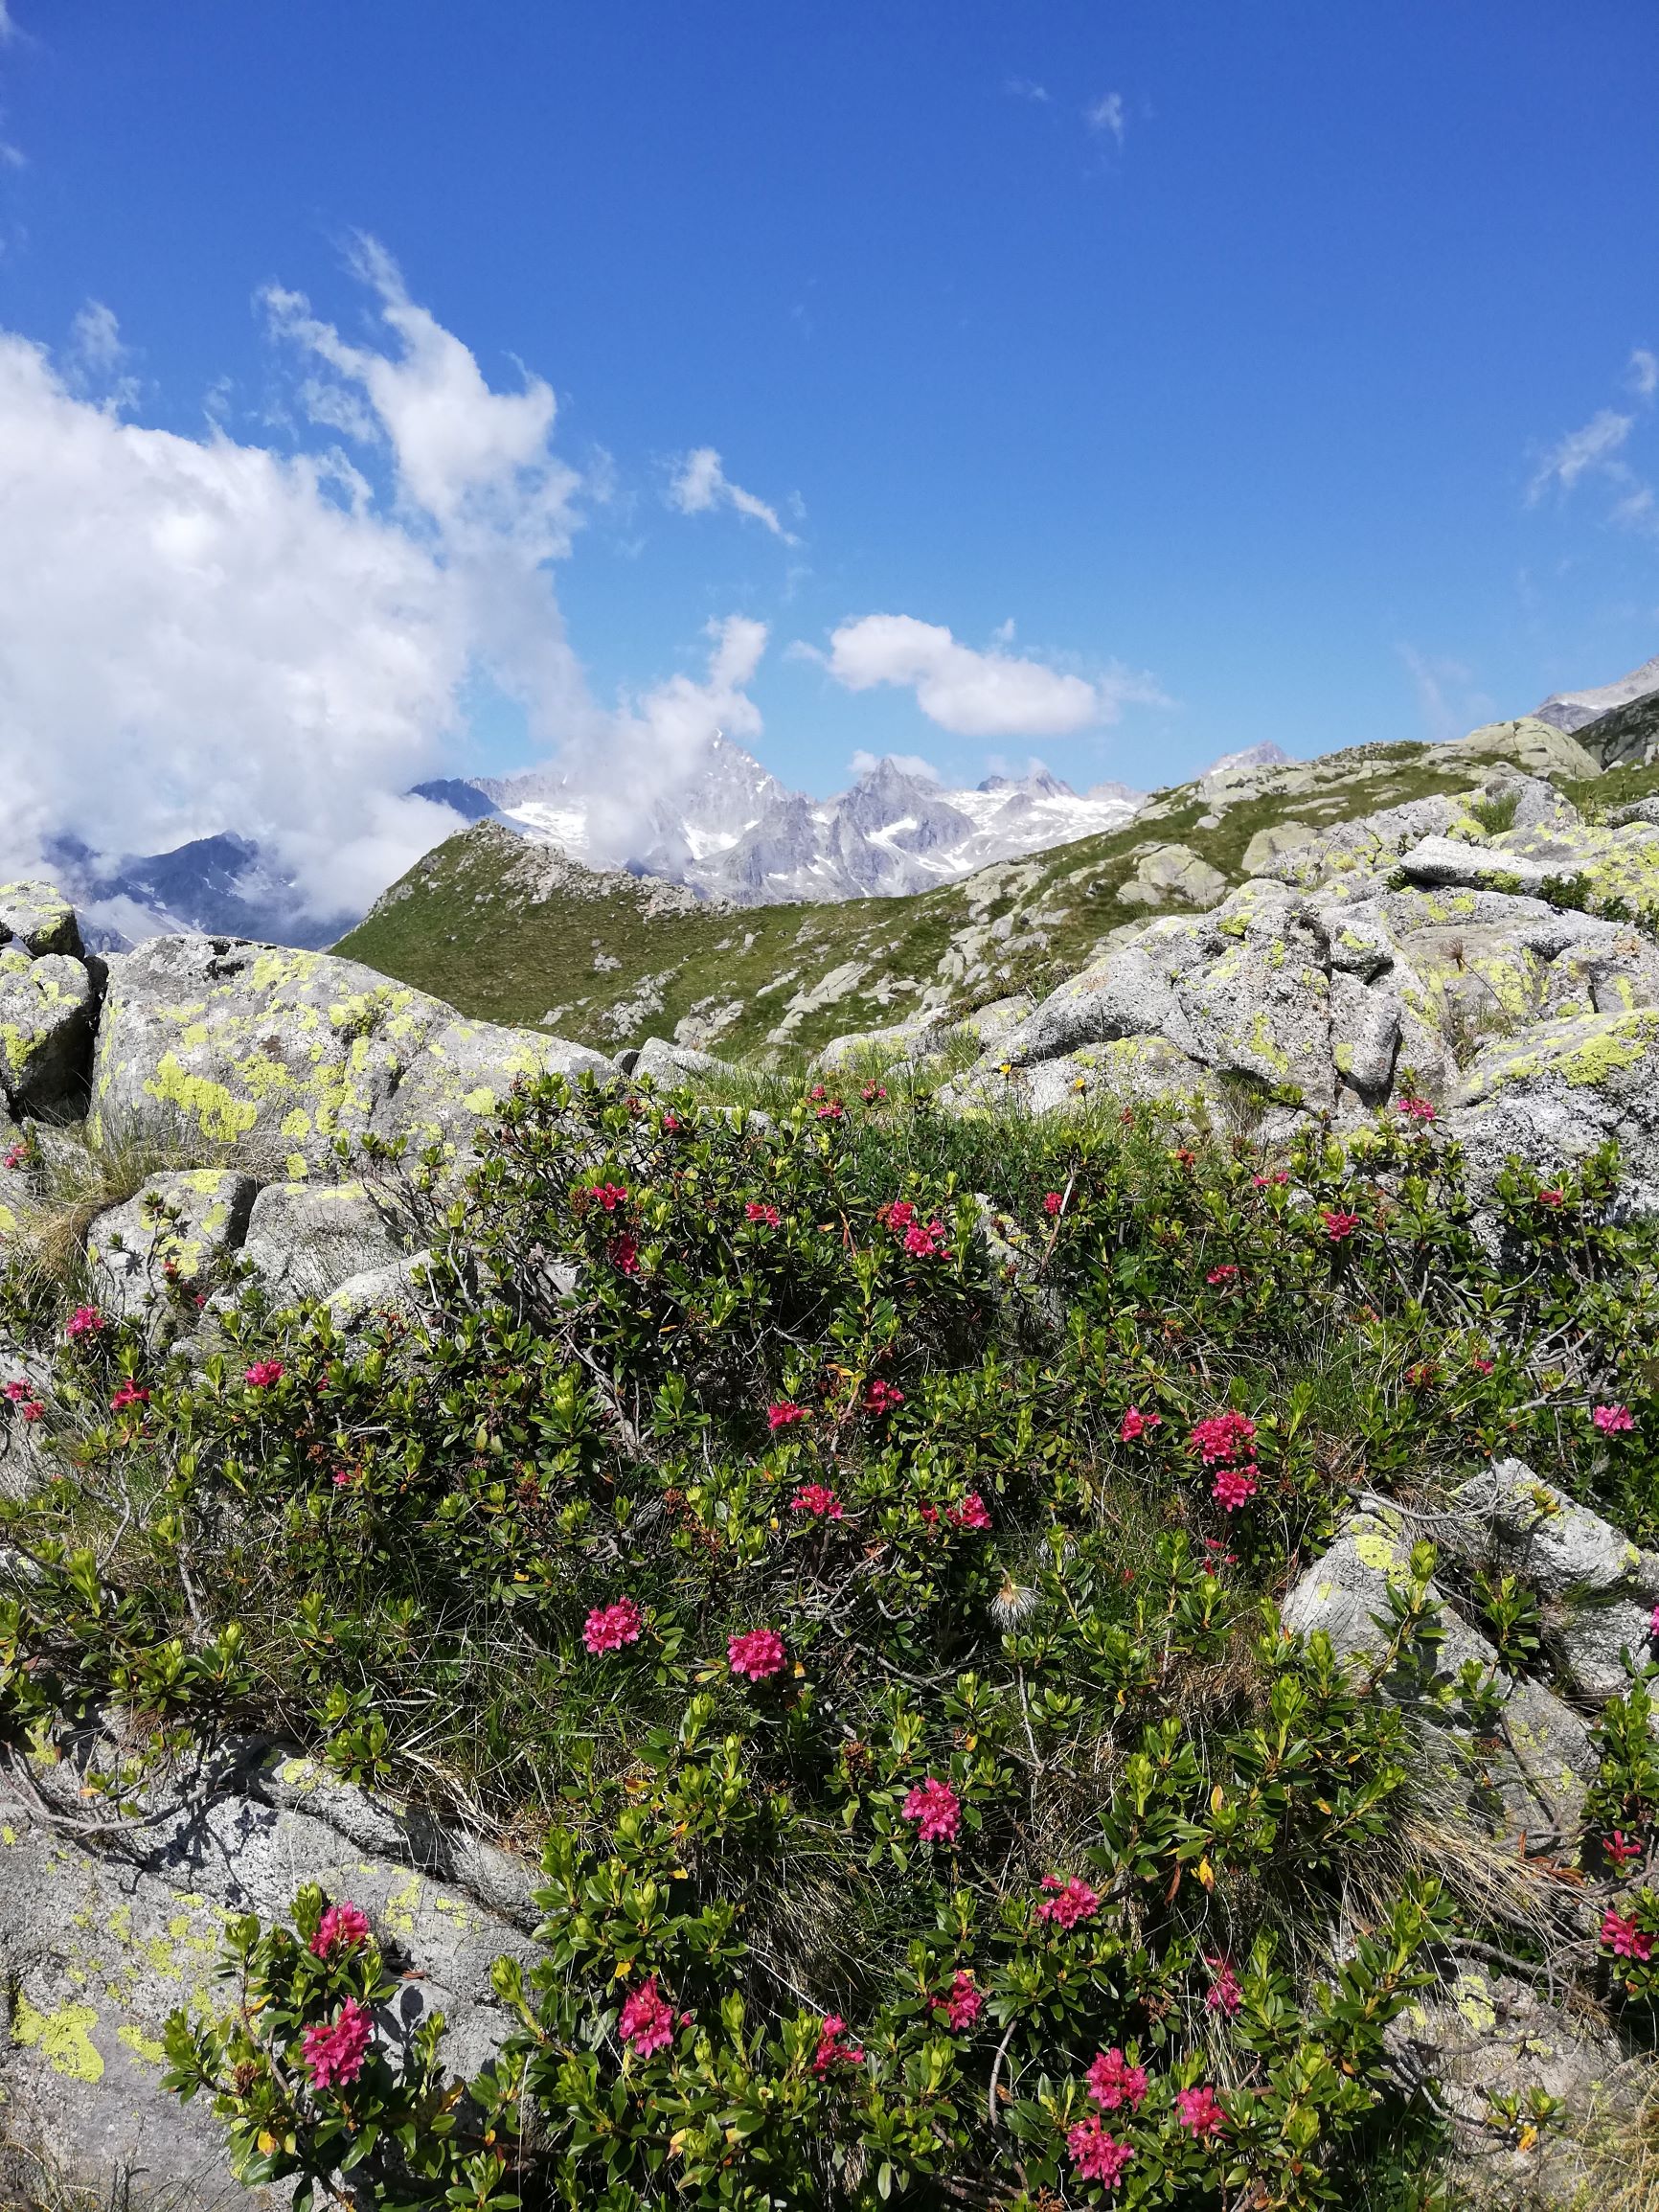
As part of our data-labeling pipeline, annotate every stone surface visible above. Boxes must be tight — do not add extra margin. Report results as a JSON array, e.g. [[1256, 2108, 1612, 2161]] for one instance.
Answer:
[[1430, 716, 1602, 781], [86, 1170, 259, 1324], [324, 1252, 435, 1333], [1398, 835, 1553, 897], [91, 937, 617, 1179], [1115, 841, 1229, 910], [237, 1178, 405, 1304], [1385, 1968, 1625, 2207], [0, 879, 83, 958], [625, 1036, 737, 1083], [0, 950, 98, 1117], [1280, 1503, 1595, 1841], [1445, 1006, 1659, 1215], [0, 1745, 537, 2207]]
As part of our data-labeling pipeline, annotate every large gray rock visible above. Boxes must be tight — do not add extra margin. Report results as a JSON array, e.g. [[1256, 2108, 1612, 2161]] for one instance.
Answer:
[[0, 950, 98, 1117], [238, 1178, 404, 1304], [0, 1746, 537, 2206], [324, 1252, 435, 1333], [1453, 1458, 1659, 1702], [91, 937, 618, 1178], [1280, 1504, 1595, 1841], [1398, 835, 1553, 897], [1115, 841, 1228, 910], [86, 1170, 259, 1324], [1444, 1006, 1659, 1215], [1385, 1967, 1626, 2207], [625, 1036, 736, 1083], [0, 879, 83, 957]]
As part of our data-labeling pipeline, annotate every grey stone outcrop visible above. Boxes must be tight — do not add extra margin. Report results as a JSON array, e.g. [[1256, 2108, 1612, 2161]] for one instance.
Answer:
[[0, 949, 99, 1118], [87, 1170, 260, 1324], [0, 1744, 537, 2205], [237, 1178, 405, 1304]]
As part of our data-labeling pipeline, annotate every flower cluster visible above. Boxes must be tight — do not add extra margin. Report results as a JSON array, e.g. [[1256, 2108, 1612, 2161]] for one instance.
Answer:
[[744, 1200, 782, 1227], [1602, 1907, 1654, 1962], [877, 1199, 948, 1260], [900, 1776, 961, 1843], [618, 1975, 677, 2057], [810, 2014, 864, 2076], [309, 1902, 371, 1960], [301, 1997, 373, 2089], [1594, 1402, 1636, 1434], [583, 1597, 644, 1654], [865, 1378, 904, 1413], [1205, 1956, 1243, 2015], [1036, 1875, 1101, 1929], [1189, 1411, 1261, 1512], [1065, 2114, 1134, 2188], [110, 1380, 149, 1412], [4, 1379, 43, 1421], [1175, 2085, 1227, 2138], [1321, 1208, 1360, 1242], [586, 1182, 628, 1211], [1396, 1094, 1437, 1123], [1085, 2047, 1148, 2111], [728, 1627, 786, 1680], [790, 1482, 843, 1520], [946, 1491, 992, 1531], [243, 1360, 284, 1389], [931, 1971, 982, 2031], [1119, 1404, 1162, 1442], [608, 1233, 640, 1275], [766, 1400, 808, 1430], [1042, 1190, 1064, 1217], [65, 1305, 105, 1340]]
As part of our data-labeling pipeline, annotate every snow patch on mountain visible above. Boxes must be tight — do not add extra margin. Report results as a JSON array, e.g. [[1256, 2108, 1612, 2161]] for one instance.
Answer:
[[1534, 655, 1659, 735]]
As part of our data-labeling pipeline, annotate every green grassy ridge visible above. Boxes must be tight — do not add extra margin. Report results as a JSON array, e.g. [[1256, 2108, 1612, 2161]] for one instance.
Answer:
[[334, 741, 1516, 1061]]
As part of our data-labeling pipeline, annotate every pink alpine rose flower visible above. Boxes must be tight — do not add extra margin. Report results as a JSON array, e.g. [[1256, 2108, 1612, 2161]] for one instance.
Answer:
[[728, 1627, 786, 1680], [745, 1201, 782, 1227], [1602, 1908, 1653, 1962], [1205, 1957, 1242, 2015], [865, 1378, 905, 1413], [1065, 2115, 1134, 2188], [110, 1380, 149, 1411], [608, 1232, 641, 1275], [1119, 1405, 1162, 1443], [1188, 1412, 1257, 1465], [583, 1598, 644, 1654], [936, 1970, 982, 2030], [1042, 1191, 1064, 1216], [1211, 1465, 1260, 1512], [301, 1996, 374, 2089], [790, 1482, 844, 1520], [810, 2014, 864, 2075], [1036, 1875, 1102, 1929], [1175, 2084, 1227, 2138], [1593, 1403, 1636, 1434], [243, 1360, 284, 1388], [900, 1776, 961, 1843], [310, 1903, 371, 1960], [1085, 2047, 1148, 2112], [65, 1306, 105, 1339], [618, 1974, 677, 2056], [946, 1492, 992, 1531], [586, 1182, 628, 1212], [766, 1400, 808, 1430], [1321, 1208, 1360, 1242]]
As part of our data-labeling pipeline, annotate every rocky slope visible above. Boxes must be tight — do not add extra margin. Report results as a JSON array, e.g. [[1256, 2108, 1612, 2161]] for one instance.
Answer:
[[338, 714, 1652, 1067]]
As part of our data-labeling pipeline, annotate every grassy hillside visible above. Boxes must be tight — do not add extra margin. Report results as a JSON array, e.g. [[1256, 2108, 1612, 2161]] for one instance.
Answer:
[[335, 736, 1616, 1062]]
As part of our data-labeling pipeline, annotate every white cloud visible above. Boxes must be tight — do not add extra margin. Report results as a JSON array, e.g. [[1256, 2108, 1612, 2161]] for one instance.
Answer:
[[1630, 349, 1659, 400], [0, 243, 773, 917], [1085, 93, 1125, 144], [1397, 645, 1494, 742], [820, 614, 1160, 739], [667, 445, 795, 540], [1004, 78, 1050, 103], [1528, 405, 1633, 500]]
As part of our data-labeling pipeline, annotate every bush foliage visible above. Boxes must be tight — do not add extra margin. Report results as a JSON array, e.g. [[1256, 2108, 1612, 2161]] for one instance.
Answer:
[[4, 1076, 1658, 2210]]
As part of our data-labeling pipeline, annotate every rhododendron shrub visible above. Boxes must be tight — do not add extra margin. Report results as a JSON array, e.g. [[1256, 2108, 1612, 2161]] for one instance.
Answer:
[[0, 1072, 1652, 2209]]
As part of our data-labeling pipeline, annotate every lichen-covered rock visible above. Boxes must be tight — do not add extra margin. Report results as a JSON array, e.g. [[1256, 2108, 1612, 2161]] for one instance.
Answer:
[[939, 1034, 1216, 1120], [90, 937, 618, 1179], [1384, 1968, 1625, 2207], [237, 1178, 405, 1304], [0, 1746, 537, 2206], [1431, 715, 1602, 781], [91, 937, 453, 1175], [0, 879, 83, 958], [1453, 1457, 1659, 1701], [1445, 1006, 1659, 1214], [86, 1169, 258, 1322], [0, 950, 98, 1117], [324, 1252, 434, 1332], [1398, 835, 1553, 897], [375, 1016, 616, 1161], [1280, 1504, 1595, 1840], [1495, 814, 1659, 910], [1115, 841, 1228, 910]]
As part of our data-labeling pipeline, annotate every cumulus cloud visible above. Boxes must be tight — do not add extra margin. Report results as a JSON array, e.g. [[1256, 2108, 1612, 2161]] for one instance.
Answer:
[[1084, 93, 1125, 144], [667, 445, 795, 540], [1630, 349, 1659, 400], [849, 749, 940, 783], [0, 241, 774, 917], [819, 614, 1161, 739]]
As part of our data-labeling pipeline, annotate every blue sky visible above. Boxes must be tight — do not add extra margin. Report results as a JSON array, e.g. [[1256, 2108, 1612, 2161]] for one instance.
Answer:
[[0, 2, 1656, 898]]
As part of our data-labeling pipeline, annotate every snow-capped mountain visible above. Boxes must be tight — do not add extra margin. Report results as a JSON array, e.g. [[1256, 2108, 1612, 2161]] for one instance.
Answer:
[[1534, 654, 1659, 735], [43, 832, 353, 955], [473, 738, 1146, 905]]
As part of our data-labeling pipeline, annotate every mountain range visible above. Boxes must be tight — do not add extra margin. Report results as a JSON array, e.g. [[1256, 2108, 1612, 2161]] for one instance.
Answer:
[[44, 646, 1659, 953]]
